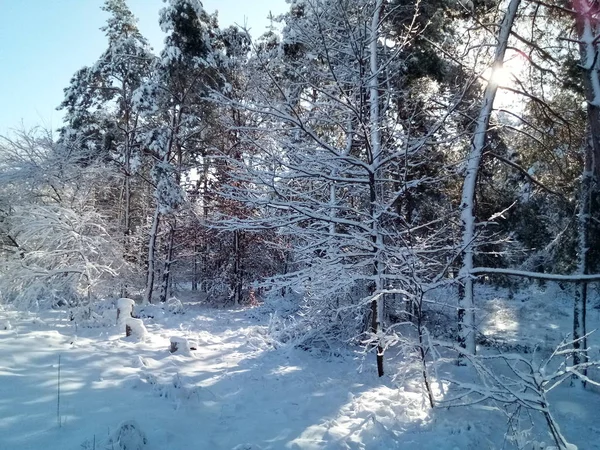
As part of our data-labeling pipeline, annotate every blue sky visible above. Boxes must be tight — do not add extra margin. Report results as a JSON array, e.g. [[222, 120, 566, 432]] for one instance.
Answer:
[[0, 0, 287, 135]]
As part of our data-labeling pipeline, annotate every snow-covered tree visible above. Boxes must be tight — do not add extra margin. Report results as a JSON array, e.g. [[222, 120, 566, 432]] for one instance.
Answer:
[[134, 0, 226, 303], [58, 0, 154, 295], [457, 0, 522, 355], [218, 0, 458, 375], [0, 130, 122, 307]]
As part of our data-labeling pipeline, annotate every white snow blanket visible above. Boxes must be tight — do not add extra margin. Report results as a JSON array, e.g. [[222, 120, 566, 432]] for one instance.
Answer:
[[0, 290, 599, 449]]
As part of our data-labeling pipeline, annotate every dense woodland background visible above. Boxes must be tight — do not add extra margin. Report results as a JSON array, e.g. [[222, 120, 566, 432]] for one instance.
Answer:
[[3, 0, 600, 390]]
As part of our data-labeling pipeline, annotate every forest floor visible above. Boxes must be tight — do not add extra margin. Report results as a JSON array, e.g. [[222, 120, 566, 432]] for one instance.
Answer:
[[1, 284, 600, 449]]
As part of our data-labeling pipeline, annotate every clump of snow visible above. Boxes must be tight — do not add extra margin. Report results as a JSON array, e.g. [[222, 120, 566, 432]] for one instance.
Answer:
[[0, 319, 11, 330], [107, 420, 147, 450], [125, 317, 147, 341], [30, 317, 47, 326], [117, 298, 136, 323], [117, 298, 136, 311]]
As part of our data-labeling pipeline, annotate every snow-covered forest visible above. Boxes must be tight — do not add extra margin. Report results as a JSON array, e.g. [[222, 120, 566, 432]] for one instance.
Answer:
[[3, 0, 600, 448]]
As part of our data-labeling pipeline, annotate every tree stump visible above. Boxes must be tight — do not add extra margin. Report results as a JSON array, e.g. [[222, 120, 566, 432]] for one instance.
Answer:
[[124, 318, 147, 340], [170, 336, 196, 354]]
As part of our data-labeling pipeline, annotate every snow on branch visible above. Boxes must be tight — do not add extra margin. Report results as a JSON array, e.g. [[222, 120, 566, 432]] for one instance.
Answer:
[[470, 267, 600, 282]]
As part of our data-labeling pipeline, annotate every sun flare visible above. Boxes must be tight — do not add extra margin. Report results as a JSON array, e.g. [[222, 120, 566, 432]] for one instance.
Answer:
[[484, 50, 526, 88], [489, 65, 514, 87]]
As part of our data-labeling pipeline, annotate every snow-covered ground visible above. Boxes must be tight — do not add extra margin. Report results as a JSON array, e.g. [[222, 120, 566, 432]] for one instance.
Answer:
[[1, 284, 600, 449]]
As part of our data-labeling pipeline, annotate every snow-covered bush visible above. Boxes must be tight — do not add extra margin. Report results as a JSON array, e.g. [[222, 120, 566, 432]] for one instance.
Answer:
[[0, 279, 79, 310], [166, 297, 184, 314], [70, 300, 116, 328], [135, 371, 211, 406], [438, 337, 600, 449], [0, 130, 125, 309], [106, 420, 147, 450], [0, 204, 122, 309], [244, 288, 301, 321], [266, 289, 368, 354], [136, 303, 165, 320]]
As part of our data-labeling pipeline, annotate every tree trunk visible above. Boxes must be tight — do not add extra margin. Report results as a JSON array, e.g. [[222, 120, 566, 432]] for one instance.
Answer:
[[574, 137, 593, 371], [121, 154, 131, 300], [201, 157, 210, 294], [574, 0, 600, 176], [572, 0, 600, 376], [143, 207, 161, 304], [368, 0, 385, 378], [192, 245, 199, 291], [232, 229, 243, 306], [121, 86, 136, 298], [123, 105, 132, 258], [457, 0, 521, 356], [159, 220, 176, 303]]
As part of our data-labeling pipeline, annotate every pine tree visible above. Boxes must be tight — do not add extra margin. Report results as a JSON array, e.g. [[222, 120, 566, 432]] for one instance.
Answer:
[[58, 0, 154, 295], [134, 0, 226, 303]]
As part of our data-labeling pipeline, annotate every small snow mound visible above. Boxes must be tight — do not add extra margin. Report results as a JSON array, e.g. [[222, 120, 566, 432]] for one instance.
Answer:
[[31, 317, 46, 326], [0, 319, 11, 330], [170, 336, 196, 355], [107, 420, 147, 450], [246, 335, 267, 349], [197, 330, 221, 345], [125, 318, 147, 341], [133, 356, 151, 368], [139, 371, 158, 386], [357, 415, 400, 447]]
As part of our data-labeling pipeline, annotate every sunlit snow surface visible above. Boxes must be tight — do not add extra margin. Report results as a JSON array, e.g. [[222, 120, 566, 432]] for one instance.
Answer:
[[1, 285, 600, 449]]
